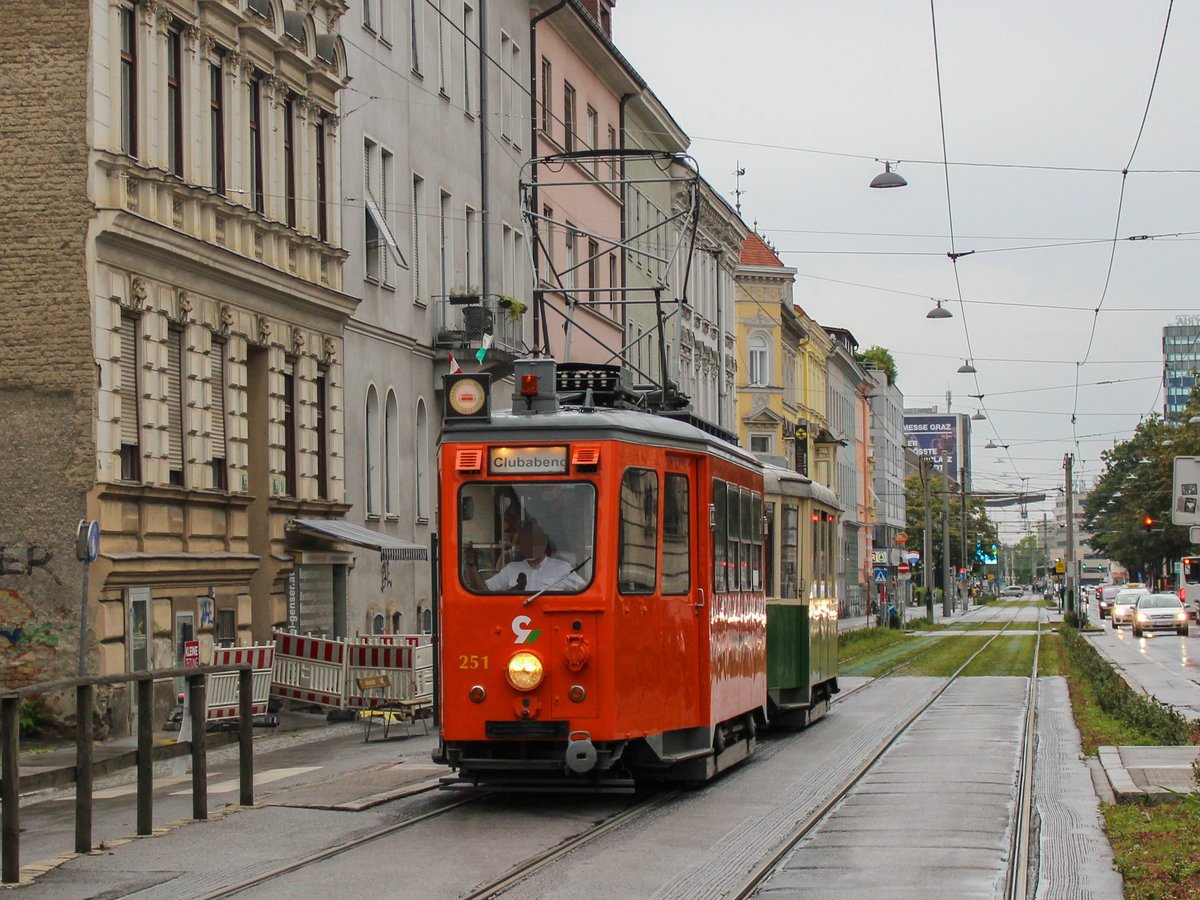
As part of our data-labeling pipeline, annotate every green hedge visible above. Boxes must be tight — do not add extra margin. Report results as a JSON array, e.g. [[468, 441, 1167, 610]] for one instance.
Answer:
[[1061, 624, 1191, 745]]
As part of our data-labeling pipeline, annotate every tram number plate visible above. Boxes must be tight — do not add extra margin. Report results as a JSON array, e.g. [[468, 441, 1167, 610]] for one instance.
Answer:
[[459, 655, 489, 669]]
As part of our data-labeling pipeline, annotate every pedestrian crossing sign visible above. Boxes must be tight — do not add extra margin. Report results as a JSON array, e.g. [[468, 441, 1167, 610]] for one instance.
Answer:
[[873, 567, 888, 583]]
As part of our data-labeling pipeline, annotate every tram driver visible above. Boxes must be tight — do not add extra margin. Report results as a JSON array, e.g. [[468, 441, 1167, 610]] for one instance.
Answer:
[[464, 525, 585, 594]]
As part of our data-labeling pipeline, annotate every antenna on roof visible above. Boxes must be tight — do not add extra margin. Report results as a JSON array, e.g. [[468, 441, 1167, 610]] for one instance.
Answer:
[[732, 162, 746, 215]]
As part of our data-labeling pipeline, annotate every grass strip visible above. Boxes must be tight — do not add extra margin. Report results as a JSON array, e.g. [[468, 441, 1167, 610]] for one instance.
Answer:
[[893, 635, 989, 677], [960, 636, 1036, 676], [1104, 800, 1200, 898], [1059, 624, 1193, 753]]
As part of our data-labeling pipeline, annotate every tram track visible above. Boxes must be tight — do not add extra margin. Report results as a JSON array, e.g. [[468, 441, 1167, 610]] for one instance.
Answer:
[[731, 603, 1045, 899]]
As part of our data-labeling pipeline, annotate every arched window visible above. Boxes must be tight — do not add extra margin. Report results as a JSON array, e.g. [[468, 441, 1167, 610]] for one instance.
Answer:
[[748, 334, 770, 387], [372, 613, 385, 634], [365, 386, 380, 515], [421, 608, 433, 634], [391, 612, 401, 633], [415, 398, 429, 521], [384, 389, 399, 515]]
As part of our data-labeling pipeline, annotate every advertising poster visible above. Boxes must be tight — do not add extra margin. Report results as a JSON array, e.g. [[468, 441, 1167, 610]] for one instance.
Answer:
[[904, 414, 959, 477]]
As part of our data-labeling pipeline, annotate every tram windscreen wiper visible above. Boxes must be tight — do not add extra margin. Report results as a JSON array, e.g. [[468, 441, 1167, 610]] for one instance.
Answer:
[[522, 557, 593, 607]]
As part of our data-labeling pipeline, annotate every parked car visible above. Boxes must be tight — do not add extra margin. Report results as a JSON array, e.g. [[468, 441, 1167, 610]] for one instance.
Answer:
[[1131, 593, 1190, 638], [1001, 586, 1024, 598], [1111, 587, 1151, 629]]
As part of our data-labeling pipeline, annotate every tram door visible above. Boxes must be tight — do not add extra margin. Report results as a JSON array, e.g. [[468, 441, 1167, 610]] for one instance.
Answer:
[[663, 455, 701, 719]]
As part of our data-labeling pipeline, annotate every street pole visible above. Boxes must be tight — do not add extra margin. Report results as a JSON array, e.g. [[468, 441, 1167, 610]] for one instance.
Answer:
[[1064, 453, 1075, 614], [942, 471, 952, 617], [923, 457, 933, 620], [960, 464, 969, 611]]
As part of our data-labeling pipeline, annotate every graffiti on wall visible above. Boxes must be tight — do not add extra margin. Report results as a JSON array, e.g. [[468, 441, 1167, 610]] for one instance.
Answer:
[[0, 543, 59, 581]]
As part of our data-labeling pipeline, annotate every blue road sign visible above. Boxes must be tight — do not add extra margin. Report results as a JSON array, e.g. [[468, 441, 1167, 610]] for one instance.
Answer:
[[873, 567, 889, 583]]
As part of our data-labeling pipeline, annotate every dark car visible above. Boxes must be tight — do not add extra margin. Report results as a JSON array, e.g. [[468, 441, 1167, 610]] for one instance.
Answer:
[[1131, 593, 1190, 638]]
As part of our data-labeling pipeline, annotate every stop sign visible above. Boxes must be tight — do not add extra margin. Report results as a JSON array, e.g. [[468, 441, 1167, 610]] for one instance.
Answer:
[[898, 562, 911, 575]]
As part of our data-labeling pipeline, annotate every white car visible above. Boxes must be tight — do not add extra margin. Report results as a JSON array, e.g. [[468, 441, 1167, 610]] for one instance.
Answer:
[[1131, 593, 1190, 637], [1000, 586, 1023, 598], [1111, 587, 1151, 628]]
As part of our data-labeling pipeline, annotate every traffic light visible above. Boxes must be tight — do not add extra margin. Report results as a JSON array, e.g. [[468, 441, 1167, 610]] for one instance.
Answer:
[[1143, 515, 1155, 534]]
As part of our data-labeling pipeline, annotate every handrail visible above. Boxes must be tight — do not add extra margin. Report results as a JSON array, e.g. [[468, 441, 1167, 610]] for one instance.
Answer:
[[1, 664, 257, 884]]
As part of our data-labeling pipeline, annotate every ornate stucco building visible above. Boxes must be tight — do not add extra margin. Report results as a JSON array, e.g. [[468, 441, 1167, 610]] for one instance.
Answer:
[[1, 0, 354, 727]]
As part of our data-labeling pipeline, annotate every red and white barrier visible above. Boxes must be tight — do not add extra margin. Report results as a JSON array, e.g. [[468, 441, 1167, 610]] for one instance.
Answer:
[[206, 643, 276, 723]]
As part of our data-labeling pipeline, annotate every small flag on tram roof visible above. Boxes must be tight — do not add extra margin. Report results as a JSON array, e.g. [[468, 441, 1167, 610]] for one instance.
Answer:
[[475, 332, 493, 365], [448, 352, 462, 374]]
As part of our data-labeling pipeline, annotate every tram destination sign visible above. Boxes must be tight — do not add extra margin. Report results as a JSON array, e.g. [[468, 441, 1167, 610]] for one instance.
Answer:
[[489, 445, 568, 475]]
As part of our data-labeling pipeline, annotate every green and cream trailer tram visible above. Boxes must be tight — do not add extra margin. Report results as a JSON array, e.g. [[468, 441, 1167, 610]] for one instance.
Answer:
[[762, 463, 841, 726]]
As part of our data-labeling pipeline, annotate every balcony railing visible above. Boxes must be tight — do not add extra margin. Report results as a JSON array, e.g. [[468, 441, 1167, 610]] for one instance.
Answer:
[[434, 294, 524, 358]]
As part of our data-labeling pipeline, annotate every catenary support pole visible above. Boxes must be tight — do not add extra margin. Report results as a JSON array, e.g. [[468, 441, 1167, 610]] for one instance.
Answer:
[[923, 457, 934, 620]]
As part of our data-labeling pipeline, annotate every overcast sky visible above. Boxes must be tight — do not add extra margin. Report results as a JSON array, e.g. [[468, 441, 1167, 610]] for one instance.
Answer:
[[614, 1, 1197, 540]]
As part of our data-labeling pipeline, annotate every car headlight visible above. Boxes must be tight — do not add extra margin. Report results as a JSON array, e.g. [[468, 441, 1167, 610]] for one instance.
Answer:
[[1137, 612, 1149, 623], [1178, 611, 1188, 621], [506, 651, 544, 691]]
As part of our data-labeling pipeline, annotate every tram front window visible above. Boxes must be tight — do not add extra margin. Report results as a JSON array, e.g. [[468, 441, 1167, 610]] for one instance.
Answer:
[[459, 483, 596, 594]]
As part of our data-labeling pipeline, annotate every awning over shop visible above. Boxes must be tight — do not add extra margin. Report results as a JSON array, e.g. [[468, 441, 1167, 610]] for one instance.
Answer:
[[289, 519, 429, 561]]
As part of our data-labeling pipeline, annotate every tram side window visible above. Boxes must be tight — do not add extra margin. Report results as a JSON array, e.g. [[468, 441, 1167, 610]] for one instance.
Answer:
[[782, 503, 799, 599], [751, 491, 762, 590], [662, 473, 690, 594], [618, 468, 658, 594], [764, 501, 775, 596], [712, 479, 727, 593], [729, 487, 739, 592]]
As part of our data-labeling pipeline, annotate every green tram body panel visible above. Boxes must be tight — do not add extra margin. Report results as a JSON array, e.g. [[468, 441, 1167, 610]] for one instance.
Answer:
[[766, 598, 837, 710]]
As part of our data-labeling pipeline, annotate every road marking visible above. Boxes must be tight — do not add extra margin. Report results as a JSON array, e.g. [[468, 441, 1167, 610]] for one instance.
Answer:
[[169, 766, 322, 796]]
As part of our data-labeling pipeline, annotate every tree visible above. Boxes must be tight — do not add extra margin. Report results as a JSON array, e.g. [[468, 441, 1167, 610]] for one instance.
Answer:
[[856, 346, 898, 386], [903, 470, 998, 590], [1081, 410, 1200, 583]]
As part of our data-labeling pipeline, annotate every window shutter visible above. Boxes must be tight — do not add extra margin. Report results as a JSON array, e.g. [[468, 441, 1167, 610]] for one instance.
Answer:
[[166, 330, 184, 472], [120, 316, 139, 446], [210, 341, 226, 448]]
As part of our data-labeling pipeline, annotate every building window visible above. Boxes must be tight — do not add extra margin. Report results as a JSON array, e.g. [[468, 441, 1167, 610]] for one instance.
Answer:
[[609, 253, 617, 311], [415, 399, 429, 521], [209, 60, 225, 195], [564, 225, 576, 292], [748, 333, 770, 386], [379, 0, 391, 42], [586, 105, 598, 174], [411, 174, 424, 303], [119, 5, 137, 158], [463, 3, 475, 114], [436, 0, 448, 96], [249, 73, 264, 214], [315, 118, 328, 241], [365, 385, 380, 515], [587, 239, 598, 301], [750, 434, 772, 454], [166, 327, 185, 487], [364, 140, 380, 280], [410, 0, 422, 73], [384, 389, 399, 515], [315, 367, 328, 500], [283, 358, 297, 497], [284, 97, 296, 227], [166, 27, 183, 176], [216, 608, 237, 647], [210, 338, 228, 491], [509, 41, 521, 149], [363, 0, 374, 31], [439, 190, 450, 303], [607, 124, 617, 178], [562, 81, 576, 151], [499, 32, 512, 140], [119, 313, 141, 482], [539, 57, 551, 135]]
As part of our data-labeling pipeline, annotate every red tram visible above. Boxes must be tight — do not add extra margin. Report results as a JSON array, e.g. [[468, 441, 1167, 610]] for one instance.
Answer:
[[433, 359, 766, 789]]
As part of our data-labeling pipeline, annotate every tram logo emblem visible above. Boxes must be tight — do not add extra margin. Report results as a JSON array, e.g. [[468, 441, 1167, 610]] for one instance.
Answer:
[[511, 615, 542, 644]]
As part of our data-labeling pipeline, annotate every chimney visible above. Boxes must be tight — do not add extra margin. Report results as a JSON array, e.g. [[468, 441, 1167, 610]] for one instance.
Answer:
[[577, 0, 613, 36]]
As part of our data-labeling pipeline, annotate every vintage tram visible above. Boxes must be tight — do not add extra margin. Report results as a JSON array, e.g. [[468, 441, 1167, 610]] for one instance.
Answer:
[[433, 359, 838, 790]]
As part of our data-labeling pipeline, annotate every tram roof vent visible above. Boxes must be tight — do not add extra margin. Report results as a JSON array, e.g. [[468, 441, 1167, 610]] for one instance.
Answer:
[[512, 358, 559, 416]]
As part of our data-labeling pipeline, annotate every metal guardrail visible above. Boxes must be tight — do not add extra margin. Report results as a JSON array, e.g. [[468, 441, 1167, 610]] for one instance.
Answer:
[[434, 295, 524, 356], [0, 665, 256, 884]]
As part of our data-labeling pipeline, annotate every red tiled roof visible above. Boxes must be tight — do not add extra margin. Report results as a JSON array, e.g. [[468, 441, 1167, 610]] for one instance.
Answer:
[[740, 232, 783, 267]]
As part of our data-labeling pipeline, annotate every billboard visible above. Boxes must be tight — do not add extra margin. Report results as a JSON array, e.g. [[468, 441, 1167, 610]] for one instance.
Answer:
[[904, 414, 960, 478]]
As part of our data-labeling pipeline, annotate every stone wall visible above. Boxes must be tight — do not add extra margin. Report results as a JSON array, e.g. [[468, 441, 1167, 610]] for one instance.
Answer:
[[0, 2, 96, 696]]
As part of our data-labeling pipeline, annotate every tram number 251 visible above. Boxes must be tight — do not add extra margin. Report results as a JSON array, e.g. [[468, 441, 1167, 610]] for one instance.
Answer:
[[459, 655, 489, 669]]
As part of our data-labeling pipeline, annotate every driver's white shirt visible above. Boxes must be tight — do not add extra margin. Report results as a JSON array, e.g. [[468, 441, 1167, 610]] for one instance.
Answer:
[[486, 556, 584, 592]]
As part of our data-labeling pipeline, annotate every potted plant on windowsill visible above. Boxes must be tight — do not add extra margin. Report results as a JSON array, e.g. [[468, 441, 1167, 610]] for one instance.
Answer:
[[448, 287, 482, 305], [497, 295, 526, 322]]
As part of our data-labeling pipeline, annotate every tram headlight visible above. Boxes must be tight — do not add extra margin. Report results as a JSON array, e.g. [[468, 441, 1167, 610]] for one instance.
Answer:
[[506, 651, 544, 691]]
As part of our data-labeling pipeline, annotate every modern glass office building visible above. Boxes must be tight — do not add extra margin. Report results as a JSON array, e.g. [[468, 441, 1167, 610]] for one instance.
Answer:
[[1163, 317, 1200, 419]]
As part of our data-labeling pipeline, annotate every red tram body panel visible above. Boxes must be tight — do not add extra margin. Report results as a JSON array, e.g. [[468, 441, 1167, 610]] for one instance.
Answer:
[[434, 367, 765, 788]]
